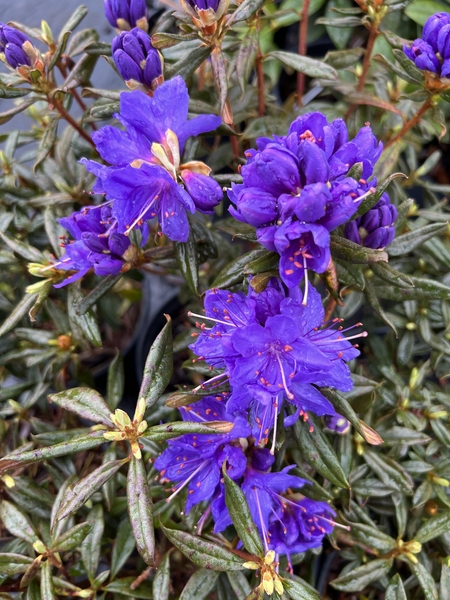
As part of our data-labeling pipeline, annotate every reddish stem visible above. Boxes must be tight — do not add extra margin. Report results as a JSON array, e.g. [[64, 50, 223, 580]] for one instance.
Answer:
[[50, 97, 96, 148], [297, 0, 310, 107], [385, 97, 433, 149], [357, 24, 378, 93]]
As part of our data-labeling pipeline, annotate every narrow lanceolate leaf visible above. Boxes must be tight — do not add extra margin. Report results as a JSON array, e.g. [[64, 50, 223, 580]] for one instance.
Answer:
[[331, 559, 393, 592], [440, 565, 450, 600], [0, 553, 34, 575], [76, 274, 122, 316], [166, 45, 211, 81], [388, 223, 448, 256], [236, 27, 258, 96], [227, 571, 252, 599], [348, 522, 397, 553], [179, 569, 219, 600], [352, 172, 407, 220], [107, 350, 125, 410], [40, 560, 56, 600], [364, 449, 414, 495], [51, 522, 93, 553], [68, 285, 102, 347], [34, 117, 59, 171], [58, 4, 88, 41], [0, 501, 38, 544], [127, 455, 155, 566], [330, 235, 388, 264], [161, 524, 246, 571], [0, 293, 38, 338], [56, 459, 127, 522], [282, 577, 321, 600], [153, 551, 171, 600], [81, 504, 104, 582], [410, 561, 438, 600], [267, 51, 338, 80], [139, 315, 173, 409], [211, 249, 266, 289], [292, 416, 350, 489], [0, 432, 105, 475], [415, 509, 450, 544], [230, 0, 266, 23], [143, 420, 233, 442], [365, 278, 398, 336], [223, 470, 264, 557], [174, 234, 199, 296], [0, 231, 45, 262], [370, 262, 414, 289], [385, 574, 407, 600], [210, 46, 228, 112], [48, 388, 113, 426]]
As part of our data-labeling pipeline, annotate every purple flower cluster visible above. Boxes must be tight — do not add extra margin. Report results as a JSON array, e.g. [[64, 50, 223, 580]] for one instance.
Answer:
[[344, 193, 397, 249], [403, 12, 450, 78], [53, 205, 134, 287], [228, 113, 383, 288], [189, 279, 363, 442], [181, 0, 229, 29], [79, 76, 222, 244], [0, 23, 34, 69], [154, 395, 336, 563], [104, 0, 148, 31], [112, 28, 163, 92]]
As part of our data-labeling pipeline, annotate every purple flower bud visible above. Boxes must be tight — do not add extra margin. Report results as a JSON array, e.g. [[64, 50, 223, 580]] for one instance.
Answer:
[[324, 414, 350, 434], [344, 193, 397, 249], [345, 220, 361, 245], [423, 11, 450, 52], [438, 24, 450, 59], [81, 231, 109, 253], [403, 39, 440, 73], [186, 0, 221, 11], [180, 170, 223, 214], [112, 28, 162, 90], [104, 0, 148, 30], [442, 58, 450, 78], [0, 23, 33, 68], [229, 186, 278, 226]]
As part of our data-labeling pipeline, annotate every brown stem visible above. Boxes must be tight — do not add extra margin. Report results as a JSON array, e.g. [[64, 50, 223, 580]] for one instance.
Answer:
[[198, 60, 205, 92], [357, 24, 378, 93], [256, 14, 265, 117], [50, 97, 96, 148], [385, 97, 432, 149], [297, 0, 310, 107], [58, 62, 97, 130]]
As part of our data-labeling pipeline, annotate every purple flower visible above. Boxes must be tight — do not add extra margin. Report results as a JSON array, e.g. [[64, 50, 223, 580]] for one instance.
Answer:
[[0, 23, 33, 68], [112, 29, 163, 92], [154, 395, 250, 513], [422, 11, 450, 52], [228, 113, 382, 287], [80, 77, 222, 243], [344, 193, 397, 249], [180, 0, 229, 28], [403, 39, 440, 73], [104, 0, 148, 31], [190, 282, 363, 435], [324, 414, 350, 434], [438, 24, 450, 60], [53, 205, 132, 287]]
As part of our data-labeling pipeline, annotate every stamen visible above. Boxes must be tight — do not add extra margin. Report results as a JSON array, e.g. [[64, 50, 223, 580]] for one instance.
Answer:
[[192, 372, 230, 393], [275, 353, 294, 400], [270, 401, 279, 455], [165, 461, 207, 502], [302, 255, 309, 306], [188, 311, 236, 328]]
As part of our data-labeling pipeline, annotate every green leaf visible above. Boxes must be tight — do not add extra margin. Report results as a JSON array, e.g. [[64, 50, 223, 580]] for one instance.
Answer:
[[331, 559, 393, 592], [151, 32, 197, 48], [364, 449, 414, 495], [0, 231, 45, 262], [0, 432, 105, 475], [52, 522, 92, 552], [0, 98, 37, 125], [34, 117, 59, 171], [40, 560, 56, 600], [139, 315, 173, 410], [352, 173, 407, 220], [107, 350, 124, 410], [415, 509, 450, 544], [66, 28, 99, 57], [267, 51, 338, 80], [75, 274, 123, 316], [324, 48, 364, 68], [325, 0, 354, 49], [370, 262, 414, 289], [161, 524, 246, 571], [348, 522, 397, 553], [231, 0, 267, 22], [283, 577, 321, 600], [111, 518, 136, 579], [391, 48, 426, 83], [0, 84, 31, 98], [211, 249, 266, 289], [405, 0, 448, 25], [56, 459, 127, 522], [227, 571, 252, 600], [386, 574, 407, 600], [381, 427, 431, 446], [410, 561, 438, 600], [143, 420, 233, 442], [0, 381, 34, 401], [48, 31, 70, 71], [48, 388, 113, 426], [68, 286, 102, 347], [388, 223, 447, 256], [330, 235, 388, 264], [292, 416, 350, 488], [243, 251, 279, 275], [58, 4, 88, 42], [175, 235, 199, 296], [153, 551, 171, 600], [0, 554, 34, 575], [0, 500, 38, 544], [236, 27, 258, 96], [127, 455, 155, 566], [223, 469, 264, 557], [166, 46, 212, 80], [440, 565, 450, 600], [210, 47, 228, 111], [365, 277, 398, 336], [81, 504, 104, 582], [103, 578, 153, 598], [63, 53, 97, 88], [180, 569, 220, 600]]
